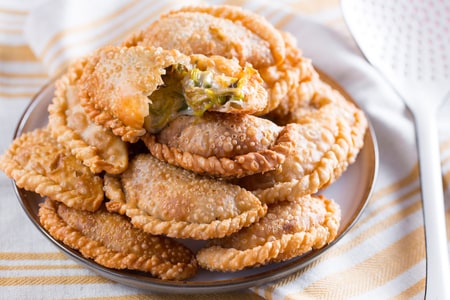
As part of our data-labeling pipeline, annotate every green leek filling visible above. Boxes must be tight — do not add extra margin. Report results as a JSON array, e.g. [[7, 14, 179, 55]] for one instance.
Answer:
[[145, 64, 249, 133], [183, 68, 244, 116]]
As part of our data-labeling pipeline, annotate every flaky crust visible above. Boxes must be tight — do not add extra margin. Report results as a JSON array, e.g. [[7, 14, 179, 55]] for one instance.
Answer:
[[0, 128, 103, 211], [39, 199, 198, 280], [79, 46, 269, 142], [236, 80, 368, 203], [48, 58, 128, 174], [79, 46, 190, 142], [141, 112, 293, 178], [259, 31, 319, 115], [123, 5, 285, 68], [196, 195, 340, 271], [104, 154, 267, 240], [125, 7, 317, 116]]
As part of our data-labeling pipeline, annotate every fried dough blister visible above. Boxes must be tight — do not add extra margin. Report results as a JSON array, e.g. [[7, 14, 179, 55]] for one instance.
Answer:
[[0, 4, 369, 280]]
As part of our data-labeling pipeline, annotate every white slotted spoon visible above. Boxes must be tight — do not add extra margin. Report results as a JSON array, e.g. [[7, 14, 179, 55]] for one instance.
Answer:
[[341, 0, 450, 298]]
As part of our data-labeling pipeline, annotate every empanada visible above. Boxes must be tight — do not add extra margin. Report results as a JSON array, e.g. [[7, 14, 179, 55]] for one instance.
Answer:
[[0, 128, 103, 211], [79, 46, 268, 142], [196, 195, 341, 272], [48, 58, 128, 174], [39, 198, 198, 280], [142, 112, 293, 178], [260, 31, 319, 115], [123, 5, 285, 68], [104, 154, 267, 240], [236, 80, 368, 203], [125, 6, 318, 115]]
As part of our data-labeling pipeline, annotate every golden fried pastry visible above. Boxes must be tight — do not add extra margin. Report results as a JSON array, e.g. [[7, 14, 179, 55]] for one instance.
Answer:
[[260, 31, 319, 115], [104, 154, 267, 240], [142, 112, 293, 178], [39, 198, 198, 280], [0, 128, 103, 211], [236, 80, 368, 203], [48, 58, 128, 174], [196, 194, 341, 272], [79, 46, 268, 142], [123, 5, 285, 68], [125, 6, 317, 115]]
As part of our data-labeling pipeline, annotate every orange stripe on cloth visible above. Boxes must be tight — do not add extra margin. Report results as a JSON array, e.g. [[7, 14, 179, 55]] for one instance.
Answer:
[[440, 138, 450, 152], [327, 189, 422, 254], [0, 71, 48, 78], [0, 8, 28, 15], [46, 1, 178, 76], [0, 252, 67, 260], [0, 28, 23, 34], [257, 164, 422, 295], [0, 45, 38, 61], [0, 264, 82, 271], [285, 227, 425, 299], [260, 191, 422, 295], [80, 292, 264, 300], [390, 277, 426, 300], [0, 275, 111, 286], [106, 2, 184, 47], [274, 12, 296, 29], [38, 0, 141, 60], [371, 164, 419, 202], [0, 91, 37, 99], [221, 0, 252, 7]]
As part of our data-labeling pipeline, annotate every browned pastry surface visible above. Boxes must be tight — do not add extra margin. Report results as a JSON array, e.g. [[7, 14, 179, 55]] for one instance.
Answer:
[[79, 46, 269, 142], [39, 199, 198, 280], [0, 128, 103, 211], [196, 194, 341, 271], [0, 4, 372, 280], [123, 5, 285, 68], [142, 112, 294, 177], [48, 58, 128, 174], [104, 154, 267, 240], [79, 46, 189, 142], [235, 79, 368, 203]]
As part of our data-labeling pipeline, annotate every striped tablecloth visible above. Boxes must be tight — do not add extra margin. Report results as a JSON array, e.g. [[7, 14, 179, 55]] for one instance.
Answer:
[[1, 0, 450, 299]]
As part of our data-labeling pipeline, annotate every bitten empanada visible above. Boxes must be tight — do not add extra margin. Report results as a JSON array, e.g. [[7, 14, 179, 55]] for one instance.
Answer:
[[0, 128, 103, 211], [104, 154, 267, 240], [142, 112, 293, 178], [79, 46, 268, 142], [48, 58, 128, 174], [196, 195, 340, 272], [39, 198, 198, 280], [125, 7, 318, 115]]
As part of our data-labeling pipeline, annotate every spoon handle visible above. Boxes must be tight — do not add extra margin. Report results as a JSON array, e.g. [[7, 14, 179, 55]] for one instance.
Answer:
[[414, 107, 450, 300]]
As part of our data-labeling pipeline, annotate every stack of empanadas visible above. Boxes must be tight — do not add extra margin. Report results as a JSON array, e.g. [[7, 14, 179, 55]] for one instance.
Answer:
[[0, 5, 367, 279]]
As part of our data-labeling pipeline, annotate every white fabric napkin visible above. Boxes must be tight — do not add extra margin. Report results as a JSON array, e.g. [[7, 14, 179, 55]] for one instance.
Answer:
[[2, 0, 447, 299]]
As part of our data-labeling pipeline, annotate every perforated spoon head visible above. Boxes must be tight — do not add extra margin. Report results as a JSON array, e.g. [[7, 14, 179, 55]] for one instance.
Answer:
[[341, 0, 450, 109]]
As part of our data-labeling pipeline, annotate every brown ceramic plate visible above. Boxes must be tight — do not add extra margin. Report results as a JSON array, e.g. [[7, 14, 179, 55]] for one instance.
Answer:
[[12, 69, 378, 293]]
